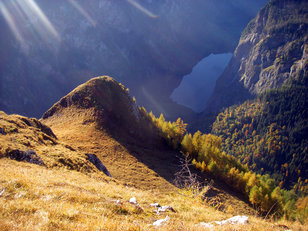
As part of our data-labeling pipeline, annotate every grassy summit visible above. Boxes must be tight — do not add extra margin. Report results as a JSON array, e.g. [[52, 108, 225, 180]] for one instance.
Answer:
[[0, 76, 306, 229]]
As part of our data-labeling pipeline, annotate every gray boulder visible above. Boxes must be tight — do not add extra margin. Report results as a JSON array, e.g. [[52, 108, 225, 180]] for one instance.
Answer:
[[86, 154, 111, 177], [6, 149, 45, 166]]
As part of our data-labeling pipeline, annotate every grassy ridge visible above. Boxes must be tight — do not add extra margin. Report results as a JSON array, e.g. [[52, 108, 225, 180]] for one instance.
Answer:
[[1, 75, 307, 229]]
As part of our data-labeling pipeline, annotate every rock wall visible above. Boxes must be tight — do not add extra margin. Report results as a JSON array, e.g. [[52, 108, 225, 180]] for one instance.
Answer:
[[206, 0, 308, 113]]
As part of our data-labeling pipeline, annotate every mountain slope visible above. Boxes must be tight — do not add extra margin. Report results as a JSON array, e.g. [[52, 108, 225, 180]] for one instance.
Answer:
[[0, 111, 102, 173], [1, 76, 307, 228], [206, 0, 308, 113], [42, 75, 263, 214], [42, 76, 180, 192], [211, 77, 308, 190], [0, 0, 267, 120], [2, 157, 303, 230]]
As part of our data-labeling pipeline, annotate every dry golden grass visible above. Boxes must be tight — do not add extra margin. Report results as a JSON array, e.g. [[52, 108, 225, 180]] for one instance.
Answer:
[[42, 106, 179, 192], [0, 159, 305, 231], [0, 111, 304, 230], [0, 77, 305, 231], [0, 111, 98, 173], [41, 106, 260, 217]]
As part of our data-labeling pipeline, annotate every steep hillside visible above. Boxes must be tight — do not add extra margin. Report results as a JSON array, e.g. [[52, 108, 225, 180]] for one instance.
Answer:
[[206, 0, 308, 112], [0, 0, 266, 120], [1, 76, 307, 228], [42, 76, 179, 192], [202, 0, 308, 190], [41, 75, 261, 212], [211, 77, 308, 190]]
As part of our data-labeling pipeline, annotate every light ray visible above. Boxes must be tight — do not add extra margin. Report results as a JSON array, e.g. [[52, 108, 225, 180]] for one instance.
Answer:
[[68, 0, 97, 27], [16, 0, 50, 41], [10, 1, 27, 23], [141, 87, 166, 116], [0, 2, 27, 50], [26, 0, 60, 41], [126, 0, 158, 18]]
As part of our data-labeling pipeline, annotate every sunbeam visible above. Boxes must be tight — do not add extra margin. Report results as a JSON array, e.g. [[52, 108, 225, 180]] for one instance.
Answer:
[[0, 0, 60, 52], [126, 0, 158, 18], [21, 0, 60, 41], [141, 87, 166, 116], [0, 2, 27, 50], [68, 0, 97, 27]]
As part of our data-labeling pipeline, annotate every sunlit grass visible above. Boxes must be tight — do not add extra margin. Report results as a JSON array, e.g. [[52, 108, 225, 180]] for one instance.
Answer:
[[0, 88, 305, 230], [0, 159, 305, 231]]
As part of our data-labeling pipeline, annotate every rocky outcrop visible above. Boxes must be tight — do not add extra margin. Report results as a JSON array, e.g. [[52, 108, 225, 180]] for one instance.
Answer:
[[6, 149, 45, 166], [0, 0, 266, 120], [206, 0, 308, 112], [0, 111, 105, 174], [199, 215, 249, 228], [86, 153, 111, 177]]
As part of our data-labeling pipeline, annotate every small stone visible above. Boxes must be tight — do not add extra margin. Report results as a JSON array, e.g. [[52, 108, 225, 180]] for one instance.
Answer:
[[150, 203, 160, 208], [0, 128, 5, 135], [159, 206, 176, 213], [199, 215, 249, 228], [215, 215, 249, 225], [0, 189, 5, 197], [129, 197, 137, 204], [200, 222, 214, 228], [152, 216, 169, 227]]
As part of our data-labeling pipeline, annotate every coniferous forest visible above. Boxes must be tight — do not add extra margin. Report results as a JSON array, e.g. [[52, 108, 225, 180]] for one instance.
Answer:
[[145, 98, 308, 221], [211, 76, 308, 191]]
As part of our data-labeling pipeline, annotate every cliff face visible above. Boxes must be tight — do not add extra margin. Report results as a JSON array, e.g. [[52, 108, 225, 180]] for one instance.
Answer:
[[0, 0, 266, 119], [206, 0, 308, 113]]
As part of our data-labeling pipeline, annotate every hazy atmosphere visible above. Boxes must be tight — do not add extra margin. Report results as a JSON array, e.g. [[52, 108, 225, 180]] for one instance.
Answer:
[[0, 0, 307, 230]]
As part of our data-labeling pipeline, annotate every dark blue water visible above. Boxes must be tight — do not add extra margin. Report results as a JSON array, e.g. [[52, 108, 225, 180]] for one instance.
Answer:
[[171, 53, 232, 112]]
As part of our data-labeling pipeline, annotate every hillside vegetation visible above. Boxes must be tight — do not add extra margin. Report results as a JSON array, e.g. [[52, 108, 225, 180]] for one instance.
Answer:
[[211, 77, 308, 191], [149, 112, 307, 222], [2, 158, 304, 231], [1, 76, 307, 229]]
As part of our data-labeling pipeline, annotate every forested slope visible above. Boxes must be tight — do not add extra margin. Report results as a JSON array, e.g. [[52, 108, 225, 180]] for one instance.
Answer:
[[211, 77, 308, 191]]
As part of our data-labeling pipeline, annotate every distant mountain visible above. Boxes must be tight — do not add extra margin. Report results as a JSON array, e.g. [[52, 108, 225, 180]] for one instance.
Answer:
[[0, 0, 267, 120], [206, 0, 308, 113], [200, 0, 308, 190]]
